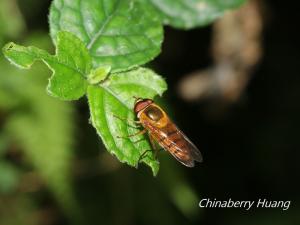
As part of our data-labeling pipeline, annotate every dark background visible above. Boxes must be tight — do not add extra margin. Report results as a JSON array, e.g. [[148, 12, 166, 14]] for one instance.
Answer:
[[1, 0, 299, 224], [157, 1, 300, 224]]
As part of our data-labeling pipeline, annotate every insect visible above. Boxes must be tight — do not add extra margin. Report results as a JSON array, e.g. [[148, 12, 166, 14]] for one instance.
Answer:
[[119, 98, 203, 167]]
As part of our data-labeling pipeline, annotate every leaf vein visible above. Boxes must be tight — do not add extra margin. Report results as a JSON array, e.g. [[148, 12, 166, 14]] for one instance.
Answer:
[[87, 0, 122, 50]]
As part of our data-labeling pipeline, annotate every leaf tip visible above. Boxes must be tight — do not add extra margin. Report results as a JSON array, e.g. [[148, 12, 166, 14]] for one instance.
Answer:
[[151, 162, 160, 177], [2, 42, 36, 69], [141, 156, 160, 177], [2, 42, 15, 52]]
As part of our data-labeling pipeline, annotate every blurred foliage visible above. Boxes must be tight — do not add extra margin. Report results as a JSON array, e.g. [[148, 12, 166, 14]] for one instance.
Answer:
[[0, 160, 20, 193], [0, 195, 38, 225], [0, 0, 25, 46], [0, 31, 81, 223]]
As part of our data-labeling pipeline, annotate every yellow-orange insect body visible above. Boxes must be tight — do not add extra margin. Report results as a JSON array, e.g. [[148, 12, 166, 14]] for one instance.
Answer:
[[134, 98, 203, 167]]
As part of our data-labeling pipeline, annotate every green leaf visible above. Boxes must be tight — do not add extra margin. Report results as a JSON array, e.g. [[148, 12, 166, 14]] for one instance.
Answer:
[[87, 67, 167, 175], [2, 31, 90, 100], [49, 0, 163, 72], [141, 0, 246, 29]]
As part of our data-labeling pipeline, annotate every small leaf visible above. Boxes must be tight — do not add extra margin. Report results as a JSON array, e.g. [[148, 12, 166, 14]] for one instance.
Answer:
[[2, 31, 90, 100], [87, 67, 167, 175], [141, 0, 246, 29], [87, 65, 111, 85], [49, 0, 163, 72]]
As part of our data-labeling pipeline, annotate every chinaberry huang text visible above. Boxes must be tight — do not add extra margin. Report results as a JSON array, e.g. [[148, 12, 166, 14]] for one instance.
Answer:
[[199, 198, 290, 210]]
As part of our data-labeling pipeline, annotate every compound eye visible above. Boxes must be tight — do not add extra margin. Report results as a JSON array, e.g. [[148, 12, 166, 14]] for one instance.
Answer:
[[145, 107, 163, 121]]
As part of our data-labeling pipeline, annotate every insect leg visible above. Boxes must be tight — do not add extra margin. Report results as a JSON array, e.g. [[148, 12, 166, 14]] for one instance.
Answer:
[[137, 134, 160, 164], [149, 134, 160, 159], [113, 114, 141, 128], [138, 150, 153, 164], [116, 129, 147, 139], [113, 114, 141, 124]]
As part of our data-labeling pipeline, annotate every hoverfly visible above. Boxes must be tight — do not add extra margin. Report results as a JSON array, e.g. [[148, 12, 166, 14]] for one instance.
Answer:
[[122, 98, 203, 167]]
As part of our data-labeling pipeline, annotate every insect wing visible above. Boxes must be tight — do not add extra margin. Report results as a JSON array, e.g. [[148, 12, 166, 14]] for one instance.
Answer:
[[177, 126, 203, 161], [148, 121, 203, 167]]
